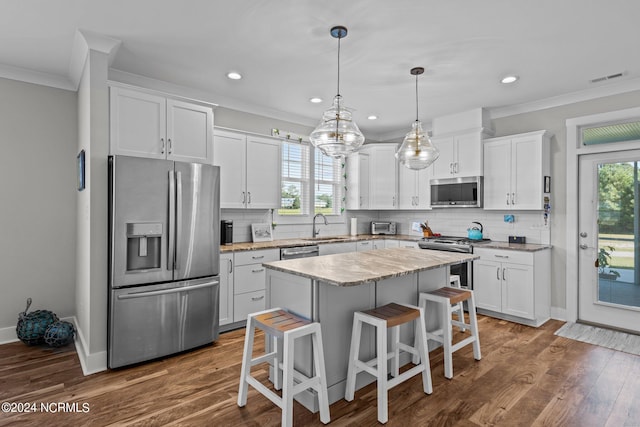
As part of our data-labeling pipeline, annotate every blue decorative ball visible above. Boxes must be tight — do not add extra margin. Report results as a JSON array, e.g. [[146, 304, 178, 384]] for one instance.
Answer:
[[16, 310, 59, 345], [44, 321, 75, 348]]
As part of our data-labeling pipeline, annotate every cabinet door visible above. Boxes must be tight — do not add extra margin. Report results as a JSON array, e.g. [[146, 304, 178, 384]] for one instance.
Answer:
[[511, 135, 543, 209], [416, 167, 432, 209], [454, 132, 482, 177], [213, 130, 246, 208], [431, 136, 455, 179], [110, 87, 166, 159], [246, 136, 280, 209], [473, 259, 502, 311], [398, 166, 419, 209], [356, 240, 373, 251], [166, 99, 213, 164], [358, 154, 370, 209], [368, 145, 398, 209], [346, 153, 370, 210], [483, 139, 512, 209], [219, 254, 234, 326], [502, 263, 535, 319]]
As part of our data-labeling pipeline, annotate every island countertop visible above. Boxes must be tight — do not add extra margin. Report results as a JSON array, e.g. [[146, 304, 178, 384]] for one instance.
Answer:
[[262, 247, 478, 287]]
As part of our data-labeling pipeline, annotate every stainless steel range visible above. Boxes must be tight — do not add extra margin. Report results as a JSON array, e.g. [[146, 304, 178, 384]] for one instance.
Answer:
[[418, 236, 491, 289]]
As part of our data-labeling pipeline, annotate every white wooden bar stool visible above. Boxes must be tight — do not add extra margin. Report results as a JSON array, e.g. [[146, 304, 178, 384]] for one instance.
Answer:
[[237, 308, 330, 427], [418, 287, 481, 379], [449, 275, 465, 331], [344, 303, 432, 424]]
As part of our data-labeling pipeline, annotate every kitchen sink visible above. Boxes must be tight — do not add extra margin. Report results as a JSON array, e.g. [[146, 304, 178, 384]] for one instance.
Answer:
[[301, 237, 352, 243]]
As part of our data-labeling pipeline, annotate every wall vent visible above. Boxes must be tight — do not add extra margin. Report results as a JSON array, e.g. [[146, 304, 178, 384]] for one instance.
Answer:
[[590, 72, 625, 84]]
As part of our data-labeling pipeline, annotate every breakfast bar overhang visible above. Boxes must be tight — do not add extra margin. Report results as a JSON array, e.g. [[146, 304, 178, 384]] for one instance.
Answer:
[[262, 247, 479, 411]]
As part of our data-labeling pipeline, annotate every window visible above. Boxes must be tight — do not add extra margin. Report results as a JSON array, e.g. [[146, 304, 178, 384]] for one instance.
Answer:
[[279, 140, 309, 215], [278, 140, 344, 216], [582, 120, 640, 146]]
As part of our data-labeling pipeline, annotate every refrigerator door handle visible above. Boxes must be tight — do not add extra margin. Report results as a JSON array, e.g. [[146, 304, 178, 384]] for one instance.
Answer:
[[117, 280, 219, 300], [175, 171, 183, 270], [168, 170, 176, 271]]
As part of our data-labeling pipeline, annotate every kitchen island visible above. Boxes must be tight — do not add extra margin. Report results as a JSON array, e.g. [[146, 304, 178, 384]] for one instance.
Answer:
[[262, 247, 478, 411]]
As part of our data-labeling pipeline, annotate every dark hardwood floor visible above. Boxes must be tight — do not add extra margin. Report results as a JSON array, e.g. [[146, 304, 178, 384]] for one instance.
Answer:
[[1, 315, 639, 426]]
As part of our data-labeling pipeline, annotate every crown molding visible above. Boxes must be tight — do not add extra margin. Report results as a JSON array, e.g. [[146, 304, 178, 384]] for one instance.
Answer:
[[68, 29, 121, 90], [0, 63, 75, 91]]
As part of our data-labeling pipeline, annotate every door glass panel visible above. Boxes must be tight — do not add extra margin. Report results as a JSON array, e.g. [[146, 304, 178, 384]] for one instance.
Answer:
[[597, 160, 640, 307]]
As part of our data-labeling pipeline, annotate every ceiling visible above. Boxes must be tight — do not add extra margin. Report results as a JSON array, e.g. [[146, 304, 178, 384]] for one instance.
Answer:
[[3, 0, 640, 140]]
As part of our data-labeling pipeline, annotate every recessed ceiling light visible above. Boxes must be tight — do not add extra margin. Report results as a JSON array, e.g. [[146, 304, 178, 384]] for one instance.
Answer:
[[227, 72, 242, 80], [501, 75, 519, 84], [309, 97, 323, 103], [367, 115, 378, 120]]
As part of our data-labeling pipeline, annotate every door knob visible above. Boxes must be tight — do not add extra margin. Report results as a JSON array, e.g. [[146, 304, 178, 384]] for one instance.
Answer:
[[580, 232, 587, 238], [579, 244, 588, 249]]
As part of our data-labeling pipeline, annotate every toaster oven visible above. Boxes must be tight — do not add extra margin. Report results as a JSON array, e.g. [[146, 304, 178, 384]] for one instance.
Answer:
[[371, 221, 397, 235]]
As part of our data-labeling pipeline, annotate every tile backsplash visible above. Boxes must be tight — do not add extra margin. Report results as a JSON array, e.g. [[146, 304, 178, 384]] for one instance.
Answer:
[[222, 208, 550, 245]]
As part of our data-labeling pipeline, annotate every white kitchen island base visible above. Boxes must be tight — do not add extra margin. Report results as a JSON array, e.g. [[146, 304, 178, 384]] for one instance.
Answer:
[[265, 266, 449, 412]]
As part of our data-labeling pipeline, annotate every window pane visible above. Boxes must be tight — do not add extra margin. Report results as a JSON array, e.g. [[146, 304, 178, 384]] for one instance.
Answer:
[[314, 150, 342, 215], [279, 141, 309, 216], [582, 120, 640, 146]]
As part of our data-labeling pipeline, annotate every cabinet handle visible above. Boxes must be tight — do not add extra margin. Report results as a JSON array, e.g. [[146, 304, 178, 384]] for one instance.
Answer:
[[495, 255, 509, 259], [392, 196, 396, 206], [454, 162, 459, 174], [229, 259, 233, 274], [251, 295, 265, 301], [252, 268, 265, 273], [168, 138, 172, 154], [415, 196, 419, 206], [360, 196, 363, 207], [251, 255, 264, 260], [503, 268, 506, 281], [247, 192, 252, 204], [242, 191, 246, 204], [450, 163, 454, 174], [497, 267, 500, 280], [511, 193, 515, 205], [161, 138, 165, 154], [506, 193, 510, 205]]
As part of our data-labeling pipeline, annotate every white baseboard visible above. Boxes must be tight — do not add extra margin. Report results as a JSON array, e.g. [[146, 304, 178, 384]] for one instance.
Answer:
[[0, 316, 107, 376], [72, 316, 107, 376], [550, 306, 567, 322]]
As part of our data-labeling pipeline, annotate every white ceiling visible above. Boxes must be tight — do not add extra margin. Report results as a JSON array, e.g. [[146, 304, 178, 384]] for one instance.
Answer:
[[3, 0, 640, 140]]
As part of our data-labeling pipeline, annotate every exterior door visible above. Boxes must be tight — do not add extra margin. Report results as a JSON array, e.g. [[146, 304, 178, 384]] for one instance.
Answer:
[[578, 150, 640, 332]]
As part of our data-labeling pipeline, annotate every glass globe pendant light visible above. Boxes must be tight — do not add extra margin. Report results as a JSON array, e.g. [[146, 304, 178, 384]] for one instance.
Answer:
[[395, 67, 439, 170], [309, 26, 365, 158]]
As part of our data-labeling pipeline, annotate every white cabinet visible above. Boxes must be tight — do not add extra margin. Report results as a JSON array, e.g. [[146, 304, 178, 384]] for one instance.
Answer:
[[397, 240, 420, 249], [346, 152, 370, 209], [398, 166, 431, 209], [431, 132, 483, 179], [473, 247, 550, 326], [233, 249, 279, 322], [483, 130, 551, 210], [356, 240, 374, 251], [219, 253, 234, 327], [213, 129, 280, 209], [384, 239, 400, 248], [363, 144, 398, 209], [319, 242, 358, 255], [109, 86, 213, 164]]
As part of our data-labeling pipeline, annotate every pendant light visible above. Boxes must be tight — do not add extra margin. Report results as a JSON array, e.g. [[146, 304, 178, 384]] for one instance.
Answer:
[[395, 67, 439, 170], [309, 26, 365, 158]]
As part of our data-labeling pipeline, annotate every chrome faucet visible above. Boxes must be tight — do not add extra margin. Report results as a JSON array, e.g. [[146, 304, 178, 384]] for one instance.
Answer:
[[313, 213, 328, 238]]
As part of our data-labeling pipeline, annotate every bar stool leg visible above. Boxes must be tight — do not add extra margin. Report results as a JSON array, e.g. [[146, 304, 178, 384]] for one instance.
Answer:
[[344, 313, 363, 402], [311, 324, 331, 424], [468, 292, 482, 361], [442, 301, 454, 379], [390, 325, 400, 378], [414, 306, 433, 394], [282, 330, 295, 427], [237, 315, 256, 407], [375, 317, 389, 424]]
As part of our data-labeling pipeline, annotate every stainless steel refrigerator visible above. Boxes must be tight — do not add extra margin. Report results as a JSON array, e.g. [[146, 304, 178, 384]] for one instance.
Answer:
[[108, 155, 220, 368]]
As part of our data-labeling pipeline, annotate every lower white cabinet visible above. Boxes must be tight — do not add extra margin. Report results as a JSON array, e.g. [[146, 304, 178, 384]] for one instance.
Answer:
[[356, 240, 374, 251], [219, 253, 234, 326], [232, 249, 279, 322], [319, 242, 358, 255], [473, 247, 550, 326]]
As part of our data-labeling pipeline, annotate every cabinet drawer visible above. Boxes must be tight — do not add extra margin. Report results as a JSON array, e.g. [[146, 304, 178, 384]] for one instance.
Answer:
[[356, 241, 373, 251], [234, 249, 279, 266], [234, 290, 266, 322], [474, 248, 533, 266], [235, 264, 267, 294]]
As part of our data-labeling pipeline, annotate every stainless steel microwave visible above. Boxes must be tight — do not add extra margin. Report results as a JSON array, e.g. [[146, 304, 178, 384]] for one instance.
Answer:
[[371, 221, 397, 235], [430, 176, 483, 208]]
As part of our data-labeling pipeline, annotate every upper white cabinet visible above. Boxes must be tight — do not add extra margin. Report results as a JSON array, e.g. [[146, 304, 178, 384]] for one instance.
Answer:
[[430, 131, 484, 179], [364, 144, 398, 209], [109, 86, 214, 164], [483, 130, 551, 210], [398, 166, 431, 209], [213, 129, 280, 209], [346, 151, 370, 210]]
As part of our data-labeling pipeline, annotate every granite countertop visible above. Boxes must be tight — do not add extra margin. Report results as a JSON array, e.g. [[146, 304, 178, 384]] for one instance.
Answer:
[[472, 241, 551, 252], [220, 234, 420, 253], [263, 247, 478, 287]]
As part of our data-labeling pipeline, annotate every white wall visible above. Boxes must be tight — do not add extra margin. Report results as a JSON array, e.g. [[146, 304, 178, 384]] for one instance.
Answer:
[[0, 78, 77, 343]]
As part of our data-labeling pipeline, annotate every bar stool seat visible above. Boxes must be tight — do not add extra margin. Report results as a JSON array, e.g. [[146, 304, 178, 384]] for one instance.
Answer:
[[418, 287, 481, 379], [237, 308, 330, 427], [345, 302, 432, 424]]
